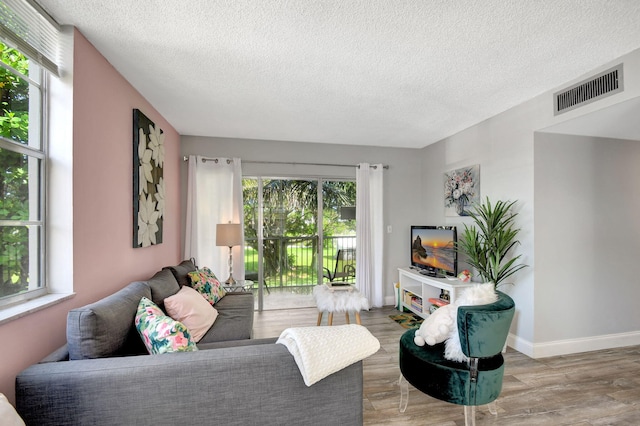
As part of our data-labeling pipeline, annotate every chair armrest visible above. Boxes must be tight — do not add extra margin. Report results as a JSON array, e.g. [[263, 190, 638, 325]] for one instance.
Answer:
[[323, 266, 333, 281]]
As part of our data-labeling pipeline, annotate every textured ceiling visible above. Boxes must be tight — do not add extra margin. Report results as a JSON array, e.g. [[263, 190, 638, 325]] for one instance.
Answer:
[[37, 0, 640, 148]]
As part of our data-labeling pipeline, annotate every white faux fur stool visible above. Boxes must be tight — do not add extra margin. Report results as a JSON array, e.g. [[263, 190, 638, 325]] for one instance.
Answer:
[[313, 284, 369, 326]]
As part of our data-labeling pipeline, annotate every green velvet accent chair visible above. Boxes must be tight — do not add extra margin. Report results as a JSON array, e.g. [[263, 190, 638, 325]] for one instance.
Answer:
[[399, 291, 515, 426]]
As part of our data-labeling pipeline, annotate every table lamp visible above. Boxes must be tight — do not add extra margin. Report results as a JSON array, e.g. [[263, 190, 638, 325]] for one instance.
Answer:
[[216, 223, 242, 285]]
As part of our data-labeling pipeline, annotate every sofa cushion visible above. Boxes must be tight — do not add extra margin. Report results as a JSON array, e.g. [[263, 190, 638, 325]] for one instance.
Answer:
[[164, 285, 218, 342], [163, 259, 197, 288], [147, 268, 180, 311], [67, 281, 151, 360], [199, 292, 254, 343], [188, 267, 226, 305], [135, 297, 198, 354]]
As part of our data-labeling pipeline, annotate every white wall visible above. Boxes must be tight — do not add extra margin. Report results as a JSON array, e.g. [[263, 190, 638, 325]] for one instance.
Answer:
[[180, 136, 424, 305]]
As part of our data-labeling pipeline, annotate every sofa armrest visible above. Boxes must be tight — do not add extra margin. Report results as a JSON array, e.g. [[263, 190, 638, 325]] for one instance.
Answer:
[[39, 345, 69, 363], [16, 343, 363, 426]]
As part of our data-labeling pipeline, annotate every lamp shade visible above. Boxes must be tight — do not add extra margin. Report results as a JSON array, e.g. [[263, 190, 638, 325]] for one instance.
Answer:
[[216, 223, 243, 247]]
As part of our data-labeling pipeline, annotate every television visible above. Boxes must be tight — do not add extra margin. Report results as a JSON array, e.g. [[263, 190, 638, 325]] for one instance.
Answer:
[[410, 226, 458, 277]]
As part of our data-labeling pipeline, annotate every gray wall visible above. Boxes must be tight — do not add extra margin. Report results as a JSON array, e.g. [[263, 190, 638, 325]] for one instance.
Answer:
[[419, 100, 536, 350], [419, 47, 640, 357], [534, 132, 640, 350], [180, 136, 424, 304]]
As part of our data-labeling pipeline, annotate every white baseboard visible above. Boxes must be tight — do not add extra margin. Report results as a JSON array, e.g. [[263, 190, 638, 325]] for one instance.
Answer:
[[507, 330, 640, 359]]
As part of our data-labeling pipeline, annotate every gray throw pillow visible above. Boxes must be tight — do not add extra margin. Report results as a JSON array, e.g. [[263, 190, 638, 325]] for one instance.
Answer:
[[163, 259, 197, 288], [67, 281, 151, 360], [148, 268, 181, 310]]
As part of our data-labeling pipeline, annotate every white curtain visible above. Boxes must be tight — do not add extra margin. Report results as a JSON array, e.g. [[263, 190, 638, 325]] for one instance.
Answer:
[[355, 163, 384, 307], [184, 156, 244, 279]]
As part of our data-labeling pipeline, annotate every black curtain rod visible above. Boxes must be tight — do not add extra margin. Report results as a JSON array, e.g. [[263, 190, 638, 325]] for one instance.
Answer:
[[182, 156, 389, 169]]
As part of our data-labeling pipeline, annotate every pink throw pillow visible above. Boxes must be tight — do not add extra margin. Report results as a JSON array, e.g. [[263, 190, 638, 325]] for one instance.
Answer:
[[164, 286, 218, 342]]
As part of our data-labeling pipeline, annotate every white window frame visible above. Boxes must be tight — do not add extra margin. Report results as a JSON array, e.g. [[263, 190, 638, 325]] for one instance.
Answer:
[[0, 43, 47, 308], [0, 1, 73, 322]]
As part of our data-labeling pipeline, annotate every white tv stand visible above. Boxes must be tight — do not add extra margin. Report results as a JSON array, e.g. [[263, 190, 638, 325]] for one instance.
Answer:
[[398, 267, 474, 319]]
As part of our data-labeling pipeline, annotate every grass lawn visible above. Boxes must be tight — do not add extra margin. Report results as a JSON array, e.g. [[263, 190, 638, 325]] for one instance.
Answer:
[[244, 244, 349, 287]]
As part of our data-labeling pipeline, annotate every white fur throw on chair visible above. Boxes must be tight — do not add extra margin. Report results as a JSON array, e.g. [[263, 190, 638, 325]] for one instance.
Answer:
[[444, 283, 498, 362], [313, 285, 369, 313]]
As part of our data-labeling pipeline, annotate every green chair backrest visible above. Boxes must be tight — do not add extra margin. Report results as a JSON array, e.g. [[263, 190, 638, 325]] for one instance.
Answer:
[[457, 290, 515, 358]]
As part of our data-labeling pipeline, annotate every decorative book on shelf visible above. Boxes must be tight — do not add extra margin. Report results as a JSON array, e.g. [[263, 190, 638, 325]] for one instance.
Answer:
[[428, 298, 450, 307], [404, 292, 419, 305]]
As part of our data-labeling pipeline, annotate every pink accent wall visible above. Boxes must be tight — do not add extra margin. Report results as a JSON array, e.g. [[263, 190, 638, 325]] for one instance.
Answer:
[[0, 29, 181, 402]]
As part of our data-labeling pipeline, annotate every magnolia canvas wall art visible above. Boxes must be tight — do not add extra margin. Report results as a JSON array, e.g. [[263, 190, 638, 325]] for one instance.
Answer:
[[133, 109, 164, 247], [444, 165, 479, 217]]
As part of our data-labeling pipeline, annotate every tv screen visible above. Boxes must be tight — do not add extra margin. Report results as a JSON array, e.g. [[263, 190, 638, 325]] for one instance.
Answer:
[[411, 226, 457, 277]]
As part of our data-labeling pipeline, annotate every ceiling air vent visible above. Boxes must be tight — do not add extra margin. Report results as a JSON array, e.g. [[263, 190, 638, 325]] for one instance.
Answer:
[[554, 64, 623, 115]]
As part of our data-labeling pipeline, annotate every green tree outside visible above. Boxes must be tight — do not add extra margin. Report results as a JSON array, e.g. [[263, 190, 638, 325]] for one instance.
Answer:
[[0, 42, 32, 297], [243, 178, 355, 288]]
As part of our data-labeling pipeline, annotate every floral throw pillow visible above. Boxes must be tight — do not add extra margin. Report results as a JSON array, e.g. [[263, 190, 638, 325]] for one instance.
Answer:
[[188, 267, 226, 305], [135, 297, 198, 354]]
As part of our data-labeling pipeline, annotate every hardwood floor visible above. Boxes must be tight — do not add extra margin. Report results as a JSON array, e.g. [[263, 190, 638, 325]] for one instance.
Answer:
[[253, 305, 640, 425]]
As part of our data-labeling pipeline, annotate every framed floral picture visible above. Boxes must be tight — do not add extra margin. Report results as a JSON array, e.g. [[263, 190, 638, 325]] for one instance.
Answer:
[[444, 165, 479, 217], [133, 109, 164, 247]]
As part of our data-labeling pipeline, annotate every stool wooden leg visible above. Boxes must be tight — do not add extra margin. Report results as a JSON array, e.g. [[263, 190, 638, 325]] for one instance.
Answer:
[[328, 312, 333, 326], [355, 312, 361, 325], [317, 312, 323, 326], [345, 313, 350, 324]]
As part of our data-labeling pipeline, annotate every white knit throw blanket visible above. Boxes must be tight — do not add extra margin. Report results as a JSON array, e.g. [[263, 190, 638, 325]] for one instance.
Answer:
[[277, 324, 380, 386]]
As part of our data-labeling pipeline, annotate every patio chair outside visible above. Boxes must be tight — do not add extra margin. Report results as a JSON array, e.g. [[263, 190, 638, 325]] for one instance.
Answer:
[[323, 248, 356, 282]]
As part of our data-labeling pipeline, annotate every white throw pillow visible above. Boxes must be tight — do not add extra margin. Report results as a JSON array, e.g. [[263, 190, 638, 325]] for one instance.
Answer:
[[413, 304, 455, 347], [0, 393, 25, 426], [164, 286, 218, 342], [444, 283, 498, 362]]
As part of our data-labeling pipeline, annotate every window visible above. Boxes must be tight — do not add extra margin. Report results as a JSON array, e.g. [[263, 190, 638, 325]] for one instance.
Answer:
[[0, 41, 46, 306], [0, 1, 65, 318]]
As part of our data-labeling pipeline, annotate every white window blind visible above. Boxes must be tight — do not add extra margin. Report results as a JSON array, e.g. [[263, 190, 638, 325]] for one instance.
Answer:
[[0, 0, 61, 75]]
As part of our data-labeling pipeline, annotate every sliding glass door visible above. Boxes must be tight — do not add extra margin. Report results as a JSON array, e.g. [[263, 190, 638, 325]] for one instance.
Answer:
[[243, 177, 355, 310], [321, 181, 356, 284]]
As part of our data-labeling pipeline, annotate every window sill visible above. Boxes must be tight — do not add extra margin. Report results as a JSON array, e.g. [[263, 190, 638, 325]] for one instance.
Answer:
[[0, 293, 75, 326]]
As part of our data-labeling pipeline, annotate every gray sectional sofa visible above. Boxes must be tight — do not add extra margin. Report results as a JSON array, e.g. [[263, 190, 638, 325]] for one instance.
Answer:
[[15, 260, 363, 425]]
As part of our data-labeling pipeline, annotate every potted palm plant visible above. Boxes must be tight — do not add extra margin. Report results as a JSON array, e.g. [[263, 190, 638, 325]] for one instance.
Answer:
[[456, 198, 527, 287]]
